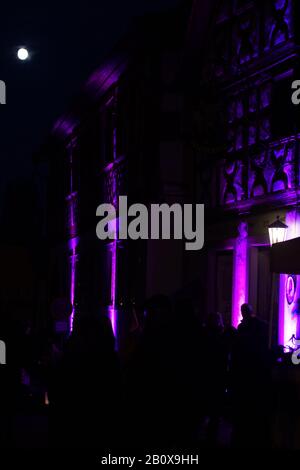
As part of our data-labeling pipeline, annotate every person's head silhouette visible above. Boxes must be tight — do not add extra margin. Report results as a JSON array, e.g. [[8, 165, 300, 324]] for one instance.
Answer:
[[241, 303, 253, 321]]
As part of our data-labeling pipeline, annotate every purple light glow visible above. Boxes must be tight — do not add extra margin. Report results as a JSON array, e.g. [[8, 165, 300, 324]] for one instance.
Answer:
[[85, 56, 127, 100], [278, 210, 300, 347], [108, 224, 118, 339], [232, 222, 248, 328], [108, 117, 118, 340], [68, 140, 78, 333], [69, 237, 78, 332], [70, 253, 76, 331], [278, 274, 296, 347], [53, 117, 77, 140]]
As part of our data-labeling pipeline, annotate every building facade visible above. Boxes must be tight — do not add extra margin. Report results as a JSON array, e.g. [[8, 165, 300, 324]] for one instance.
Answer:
[[43, 0, 300, 349], [186, 0, 300, 347], [43, 5, 193, 344]]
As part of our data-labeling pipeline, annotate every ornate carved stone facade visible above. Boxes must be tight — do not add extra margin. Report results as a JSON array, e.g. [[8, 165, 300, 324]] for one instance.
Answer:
[[103, 158, 126, 208], [187, 0, 300, 341], [204, 0, 299, 208]]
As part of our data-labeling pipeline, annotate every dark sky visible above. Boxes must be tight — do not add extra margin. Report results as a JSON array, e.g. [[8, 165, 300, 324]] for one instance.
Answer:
[[0, 0, 180, 193]]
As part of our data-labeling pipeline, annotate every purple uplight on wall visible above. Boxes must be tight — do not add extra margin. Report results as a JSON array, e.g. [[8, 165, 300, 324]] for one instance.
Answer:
[[278, 210, 300, 347], [278, 273, 297, 347], [67, 139, 78, 333], [53, 117, 78, 141], [232, 222, 249, 328], [85, 56, 127, 101], [68, 235, 79, 333], [70, 241, 77, 332], [107, 217, 118, 339], [109, 239, 117, 338], [108, 112, 118, 340]]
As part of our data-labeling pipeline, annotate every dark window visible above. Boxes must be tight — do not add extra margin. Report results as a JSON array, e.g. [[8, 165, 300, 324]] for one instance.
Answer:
[[272, 78, 294, 140], [100, 105, 114, 165]]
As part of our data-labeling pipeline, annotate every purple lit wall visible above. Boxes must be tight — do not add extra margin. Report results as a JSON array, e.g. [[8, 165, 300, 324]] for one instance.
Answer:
[[278, 210, 300, 347], [109, 239, 117, 338], [108, 115, 118, 339], [232, 222, 249, 328], [69, 238, 78, 332], [106, 209, 118, 338], [68, 140, 78, 333]]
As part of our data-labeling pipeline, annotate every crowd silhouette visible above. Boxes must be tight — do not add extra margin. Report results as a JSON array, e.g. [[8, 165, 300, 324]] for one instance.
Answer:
[[0, 296, 294, 449]]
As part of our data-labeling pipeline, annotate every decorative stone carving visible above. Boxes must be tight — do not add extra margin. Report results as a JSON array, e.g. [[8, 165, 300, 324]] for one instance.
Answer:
[[259, 117, 271, 141], [270, 140, 295, 192], [266, 0, 291, 49], [286, 275, 297, 305], [222, 158, 245, 203], [249, 89, 257, 113], [247, 140, 296, 200], [248, 124, 257, 146], [236, 97, 244, 118], [209, 0, 297, 207], [228, 100, 236, 124], [238, 220, 248, 239], [235, 13, 258, 65], [104, 161, 125, 206], [236, 125, 244, 150], [260, 83, 272, 109], [249, 152, 268, 197]]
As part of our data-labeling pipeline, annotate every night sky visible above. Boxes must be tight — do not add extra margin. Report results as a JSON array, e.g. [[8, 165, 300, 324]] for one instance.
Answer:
[[0, 0, 179, 198]]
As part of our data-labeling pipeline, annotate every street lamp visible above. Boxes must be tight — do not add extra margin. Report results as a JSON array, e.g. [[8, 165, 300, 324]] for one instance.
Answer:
[[268, 216, 288, 246]]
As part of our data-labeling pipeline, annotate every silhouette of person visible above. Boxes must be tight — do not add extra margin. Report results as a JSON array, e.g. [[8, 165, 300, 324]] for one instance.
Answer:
[[0, 306, 26, 447], [232, 303, 270, 448], [237, 303, 269, 358], [49, 312, 122, 449], [126, 295, 201, 449], [201, 312, 227, 446]]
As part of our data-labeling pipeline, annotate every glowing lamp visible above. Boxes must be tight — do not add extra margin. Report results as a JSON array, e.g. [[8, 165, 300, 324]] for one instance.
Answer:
[[268, 216, 288, 246]]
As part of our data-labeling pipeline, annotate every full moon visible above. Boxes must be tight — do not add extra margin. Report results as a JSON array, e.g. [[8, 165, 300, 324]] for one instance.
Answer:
[[17, 48, 29, 61]]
